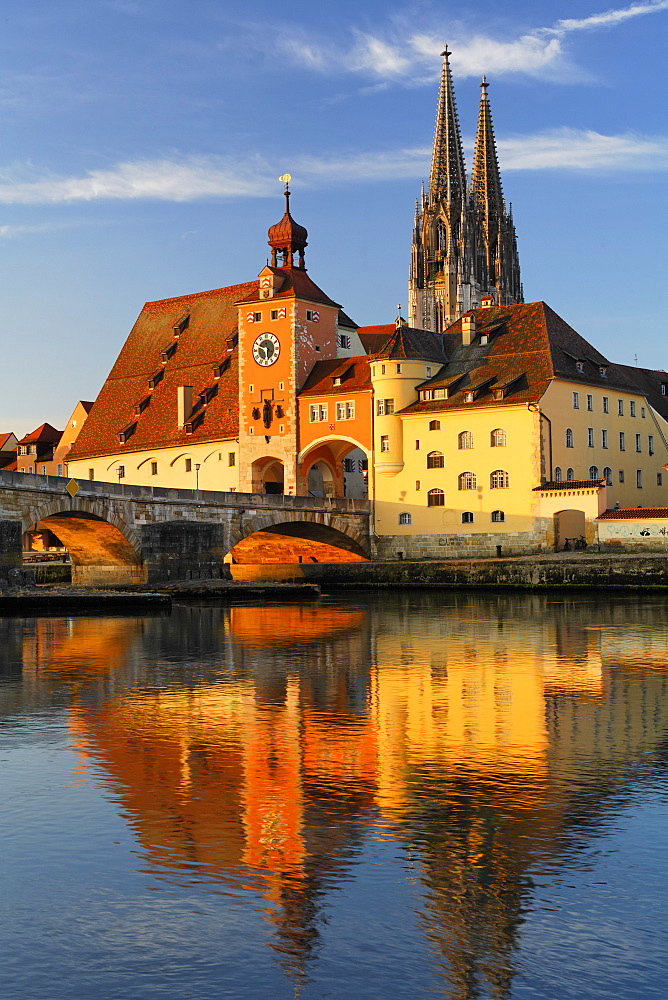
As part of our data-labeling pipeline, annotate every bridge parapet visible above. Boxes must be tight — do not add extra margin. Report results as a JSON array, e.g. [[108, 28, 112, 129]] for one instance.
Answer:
[[0, 470, 370, 515]]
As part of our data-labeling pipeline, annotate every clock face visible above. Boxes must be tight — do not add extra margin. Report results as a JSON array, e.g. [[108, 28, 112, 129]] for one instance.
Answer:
[[253, 333, 280, 367]]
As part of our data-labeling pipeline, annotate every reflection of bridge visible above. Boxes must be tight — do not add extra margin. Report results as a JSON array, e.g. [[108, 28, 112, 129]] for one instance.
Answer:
[[0, 470, 371, 586]]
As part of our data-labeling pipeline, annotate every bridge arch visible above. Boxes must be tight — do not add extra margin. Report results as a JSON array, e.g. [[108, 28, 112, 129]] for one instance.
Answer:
[[26, 498, 145, 586], [227, 512, 369, 567]]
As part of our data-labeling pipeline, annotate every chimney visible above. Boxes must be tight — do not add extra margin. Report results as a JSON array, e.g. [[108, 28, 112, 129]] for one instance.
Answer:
[[461, 314, 476, 346], [177, 385, 193, 428]]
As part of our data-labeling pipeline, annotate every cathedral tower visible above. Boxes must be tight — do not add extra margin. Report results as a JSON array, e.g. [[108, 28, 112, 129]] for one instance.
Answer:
[[408, 50, 522, 333]]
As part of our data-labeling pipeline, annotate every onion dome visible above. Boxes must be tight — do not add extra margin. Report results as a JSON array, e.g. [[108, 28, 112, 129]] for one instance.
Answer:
[[268, 187, 308, 269]]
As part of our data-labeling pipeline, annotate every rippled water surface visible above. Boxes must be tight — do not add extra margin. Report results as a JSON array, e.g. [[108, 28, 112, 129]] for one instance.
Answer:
[[1, 591, 667, 999]]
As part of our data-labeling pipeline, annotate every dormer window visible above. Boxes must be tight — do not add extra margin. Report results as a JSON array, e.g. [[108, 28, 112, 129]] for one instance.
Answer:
[[480, 334, 489, 345], [422, 390, 432, 401], [600, 365, 608, 378], [173, 314, 189, 338], [333, 376, 342, 386], [576, 361, 585, 373], [662, 384, 667, 396], [464, 391, 474, 403], [212, 358, 230, 379], [492, 388, 505, 401]]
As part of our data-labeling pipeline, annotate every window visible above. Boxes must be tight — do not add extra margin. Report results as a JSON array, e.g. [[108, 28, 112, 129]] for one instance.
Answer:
[[619, 470, 625, 483], [57, 465, 63, 476], [635, 433, 641, 453], [41, 465, 47, 475], [306, 309, 318, 322], [490, 469, 509, 489], [309, 403, 328, 422], [462, 511, 474, 524], [251, 311, 261, 322], [343, 458, 356, 473], [599, 366, 608, 378], [396, 364, 402, 374], [336, 401, 355, 420], [458, 430, 473, 449], [415, 480, 421, 491], [433, 388, 446, 399], [380, 435, 390, 452], [458, 472, 477, 490], [663, 384, 667, 396], [491, 510, 505, 523], [427, 488, 445, 507], [426, 367, 432, 377], [270, 309, 279, 320], [576, 362, 584, 373], [427, 451, 444, 469], [618, 399, 624, 416], [117, 466, 125, 479], [338, 334, 351, 349], [151, 462, 158, 475], [602, 429, 608, 449], [658, 473, 663, 486], [572, 391, 579, 409], [422, 390, 432, 401], [603, 467, 613, 486], [566, 428, 574, 448], [228, 453, 236, 467], [415, 440, 420, 450], [490, 428, 507, 447], [554, 466, 562, 482], [464, 391, 474, 403], [567, 468, 574, 481], [586, 394, 593, 411], [603, 396, 609, 414], [641, 407, 646, 418], [185, 458, 192, 472], [377, 398, 395, 415], [88, 469, 94, 480], [619, 431, 625, 451], [630, 401, 636, 417], [648, 435, 654, 456], [636, 469, 642, 489], [429, 420, 441, 431], [399, 512, 412, 525], [588, 465, 599, 479], [381, 364, 386, 375], [587, 427, 594, 447]]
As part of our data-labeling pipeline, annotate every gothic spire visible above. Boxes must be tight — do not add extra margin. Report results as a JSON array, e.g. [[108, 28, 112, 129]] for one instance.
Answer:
[[471, 76, 505, 230], [428, 47, 467, 208]]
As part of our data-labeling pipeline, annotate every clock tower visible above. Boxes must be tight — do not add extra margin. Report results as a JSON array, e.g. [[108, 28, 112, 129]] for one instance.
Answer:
[[236, 181, 341, 495]]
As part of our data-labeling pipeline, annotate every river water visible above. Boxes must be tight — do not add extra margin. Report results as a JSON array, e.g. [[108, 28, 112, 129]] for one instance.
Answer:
[[1, 591, 667, 1000]]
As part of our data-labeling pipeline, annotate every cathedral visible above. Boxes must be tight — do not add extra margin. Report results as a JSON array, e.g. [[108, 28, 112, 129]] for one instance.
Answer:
[[66, 51, 668, 561], [408, 48, 522, 332]]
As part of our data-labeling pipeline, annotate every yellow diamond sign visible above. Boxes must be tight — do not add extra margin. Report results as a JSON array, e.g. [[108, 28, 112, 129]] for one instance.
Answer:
[[66, 479, 80, 497]]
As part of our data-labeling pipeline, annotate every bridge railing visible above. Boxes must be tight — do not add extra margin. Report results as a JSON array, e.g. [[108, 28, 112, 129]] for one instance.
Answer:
[[0, 469, 371, 515]]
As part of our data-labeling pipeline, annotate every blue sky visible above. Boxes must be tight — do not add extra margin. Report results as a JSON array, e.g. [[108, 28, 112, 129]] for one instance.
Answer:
[[1, 0, 667, 436]]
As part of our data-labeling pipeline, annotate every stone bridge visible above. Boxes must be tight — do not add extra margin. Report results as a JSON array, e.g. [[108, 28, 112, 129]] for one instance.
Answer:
[[0, 470, 372, 587]]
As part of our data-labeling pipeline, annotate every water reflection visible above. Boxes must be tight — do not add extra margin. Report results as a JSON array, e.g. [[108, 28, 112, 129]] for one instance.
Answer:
[[2, 593, 668, 998]]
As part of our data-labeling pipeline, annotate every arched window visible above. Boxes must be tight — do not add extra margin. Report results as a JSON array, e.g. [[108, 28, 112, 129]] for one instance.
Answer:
[[490, 469, 509, 489], [566, 428, 574, 448], [427, 488, 445, 507], [429, 420, 441, 431], [462, 511, 474, 524], [491, 510, 505, 523], [554, 466, 562, 482], [399, 512, 412, 525], [589, 465, 599, 480], [458, 430, 474, 449], [490, 428, 506, 447], [458, 472, 477, 490], [566, 468, 574, 481], [603, 466, 613, 486], [427, 451, 444, 469]]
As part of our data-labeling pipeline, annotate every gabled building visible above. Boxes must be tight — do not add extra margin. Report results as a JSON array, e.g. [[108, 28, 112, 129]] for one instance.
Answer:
[[15, 423, 63, 475], [0, 432, 18, 470]]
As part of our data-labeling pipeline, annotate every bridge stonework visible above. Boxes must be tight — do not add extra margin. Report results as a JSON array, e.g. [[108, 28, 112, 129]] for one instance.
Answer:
[[0, 471, 372, 587]]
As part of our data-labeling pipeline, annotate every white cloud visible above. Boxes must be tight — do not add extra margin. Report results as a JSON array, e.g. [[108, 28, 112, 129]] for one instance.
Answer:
[[0, 128, 664, 212], [0, 157, 276, 204], [278, 1, 668, 82]]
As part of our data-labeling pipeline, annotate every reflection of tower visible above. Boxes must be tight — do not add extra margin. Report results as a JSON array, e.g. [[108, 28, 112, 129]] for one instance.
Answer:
[[409, 49, 522, 332]]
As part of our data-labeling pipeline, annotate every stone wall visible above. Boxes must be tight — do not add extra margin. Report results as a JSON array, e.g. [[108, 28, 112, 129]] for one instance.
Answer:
[[374, 521, 551, 561]]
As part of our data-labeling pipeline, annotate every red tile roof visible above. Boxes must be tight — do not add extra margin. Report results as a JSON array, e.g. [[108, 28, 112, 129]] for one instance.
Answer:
[[236, 267, 340, 308], [68, 283, 252, 461], [370, 324, 450, 364], [299, 356, 372, 396], [597, 507, 668, 519], [533, 480, 605, 491], [0, 432, 15, 450], [17, 423, 63, 445], [357, 326, 394, 355]]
